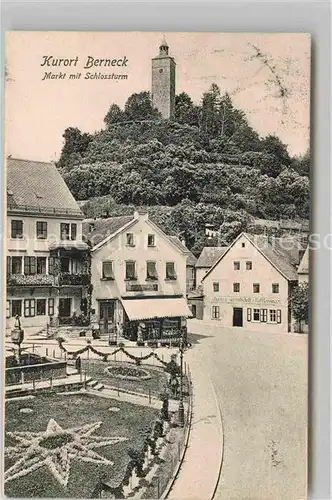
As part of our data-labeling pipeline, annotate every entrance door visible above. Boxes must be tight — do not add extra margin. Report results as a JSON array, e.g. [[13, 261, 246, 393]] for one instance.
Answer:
[[191, 305, 197, 318], [233, 307, 243, 327], [100, 302, 115, 334], [59, 298, 72, 318]]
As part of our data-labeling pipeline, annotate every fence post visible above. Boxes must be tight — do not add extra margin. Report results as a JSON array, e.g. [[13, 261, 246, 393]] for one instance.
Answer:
[[21, 371, 25, 385], [117, 383, 120, 397], [32, 343, 35, 353], [50, 376, 53, 390], [46, 348, 49, 357], [53, 349, 55, 359], [162, 354, 164, 362], [149, 389, 151, 404], [32, 378, 36, 391]]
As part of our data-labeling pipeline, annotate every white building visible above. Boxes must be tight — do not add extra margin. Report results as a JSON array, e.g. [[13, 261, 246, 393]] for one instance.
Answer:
[[202, 233, 303, 333], [83, 211, 192, 341], [298, 246, 309, 283], [6, 158, 91, 330]]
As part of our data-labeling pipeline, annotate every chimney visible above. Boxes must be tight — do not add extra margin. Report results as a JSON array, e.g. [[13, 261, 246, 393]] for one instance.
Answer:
[[134, 209, 148, 220]]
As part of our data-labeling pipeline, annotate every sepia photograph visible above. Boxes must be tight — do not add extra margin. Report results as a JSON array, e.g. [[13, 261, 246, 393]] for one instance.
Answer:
[[4, 32, 310, 499]]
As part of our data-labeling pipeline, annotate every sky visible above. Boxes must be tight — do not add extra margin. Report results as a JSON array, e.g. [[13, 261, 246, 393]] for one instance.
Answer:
[[5, 32, 310, 162]]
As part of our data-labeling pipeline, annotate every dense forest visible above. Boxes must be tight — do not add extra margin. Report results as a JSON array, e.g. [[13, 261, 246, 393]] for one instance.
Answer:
[[56, 84, 310, 253]]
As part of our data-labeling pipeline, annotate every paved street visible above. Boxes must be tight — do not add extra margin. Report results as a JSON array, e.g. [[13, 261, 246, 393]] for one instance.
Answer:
[[186, 320, 307, 500]]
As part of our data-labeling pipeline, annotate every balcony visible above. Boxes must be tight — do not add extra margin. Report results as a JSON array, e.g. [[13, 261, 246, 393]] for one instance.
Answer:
[[7, 274, 56, 286], [58, 273, 90, 286]]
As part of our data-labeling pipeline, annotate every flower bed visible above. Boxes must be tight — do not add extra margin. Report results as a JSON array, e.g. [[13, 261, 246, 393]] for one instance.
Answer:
[[106, 365, 151, 381], [5, 393, 159, 498], [83, 360, 169, 397]]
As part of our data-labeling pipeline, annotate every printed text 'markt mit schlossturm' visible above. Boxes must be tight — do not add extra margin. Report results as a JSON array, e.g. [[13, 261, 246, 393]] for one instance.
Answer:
[[40, 56, 129, 68]]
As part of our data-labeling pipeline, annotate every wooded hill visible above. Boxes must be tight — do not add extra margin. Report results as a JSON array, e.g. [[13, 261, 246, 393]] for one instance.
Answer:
[[57, 85, 310, 253]]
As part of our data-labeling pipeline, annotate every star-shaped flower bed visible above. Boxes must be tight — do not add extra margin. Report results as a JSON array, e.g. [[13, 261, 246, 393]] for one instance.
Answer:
[[5, 393, 159, 498]]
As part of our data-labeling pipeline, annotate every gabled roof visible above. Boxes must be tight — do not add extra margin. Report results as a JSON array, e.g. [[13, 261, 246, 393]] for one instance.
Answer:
[[7, 157, 82, 216], [168, 236, 197, 266], [196, 247, 228, 268], [203, 233, 299, 282], [298, 246, 309, 275], [82, 216, 135, 246]]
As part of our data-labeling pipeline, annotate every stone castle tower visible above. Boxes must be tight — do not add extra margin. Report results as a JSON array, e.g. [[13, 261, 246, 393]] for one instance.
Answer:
[[151, 37, 176, 119]]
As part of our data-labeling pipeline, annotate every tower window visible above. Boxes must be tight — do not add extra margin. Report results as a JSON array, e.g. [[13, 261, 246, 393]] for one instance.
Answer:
[[159, 68, 163, 73]]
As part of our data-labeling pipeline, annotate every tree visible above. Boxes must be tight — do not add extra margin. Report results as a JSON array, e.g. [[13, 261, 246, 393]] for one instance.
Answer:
[[292, 282, 309, 332], [175, 92, 200, 126], [104, 104, 125, 127], [57, 127, 92, 171], [124, 91, 160, 121], [262, 134, 291, 167]]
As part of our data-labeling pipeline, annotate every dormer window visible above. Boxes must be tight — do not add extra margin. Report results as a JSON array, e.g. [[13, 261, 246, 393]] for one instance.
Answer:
[[126, 233, 135, 247]]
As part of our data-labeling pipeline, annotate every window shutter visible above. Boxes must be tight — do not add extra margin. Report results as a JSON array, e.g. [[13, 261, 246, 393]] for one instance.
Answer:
[[6, 300, 10, 318], [247, 308, 252, 322], [31, 257, 37, 275], [260, 309, 264, 322], [7, 256, 11, 276], [277, 310, 281, 323], [263, 309, 267, 322], [24, 256, 29, 275], [71, 223, 77, 240], [49, 257, 55, 275]]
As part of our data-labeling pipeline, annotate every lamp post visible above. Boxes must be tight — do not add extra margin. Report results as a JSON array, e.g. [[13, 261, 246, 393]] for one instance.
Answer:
[[11, 315, 24, 364]]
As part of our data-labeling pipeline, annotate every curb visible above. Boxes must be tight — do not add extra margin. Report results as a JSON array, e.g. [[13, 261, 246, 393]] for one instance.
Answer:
[[209, 375, 225, 500]]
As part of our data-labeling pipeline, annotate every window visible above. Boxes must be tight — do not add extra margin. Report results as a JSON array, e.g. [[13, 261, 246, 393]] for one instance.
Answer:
[[60, 223, 70, 240], [37, 257, 47, 274], [36, 299, 46, 316], [241, 242, 245, 248], [253, 308, 260, 321], [12, 300, 22, 317], [148, 234, 155, 247], [60, 257, 70, 273], [24, 256, 37, 275], [233, 283, 240, 292], [269, 309, 277, 323], [11, 220, 23, 239], [126, 233, 134, 246], [213, 282, 219, 292], [234, 261, 240, 270], [36, 221, 47, 239], [212, 306, 220, 319], [253, 283, 260, 293], [272, 283, 279, 293], [247, 308, 252, 321], [166, 262, 177, 280], [12, 256, 22, 274], [71, 223, 77, 241], [24, 299, 35, 317], [6, 300, 10, 318], [146, 261, 158, 280], [48, 298, 54, 316], [246, 261, 252, 270], [125, 261, 136, 280], [102, 261, 114, 280]]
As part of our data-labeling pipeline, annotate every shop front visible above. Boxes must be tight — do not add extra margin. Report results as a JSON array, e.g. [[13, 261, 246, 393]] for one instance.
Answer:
[[120, 296, 192, 341]]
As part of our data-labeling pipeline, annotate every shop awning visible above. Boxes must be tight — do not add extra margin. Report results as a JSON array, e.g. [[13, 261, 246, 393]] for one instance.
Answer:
[[121, 297, 192, 321]]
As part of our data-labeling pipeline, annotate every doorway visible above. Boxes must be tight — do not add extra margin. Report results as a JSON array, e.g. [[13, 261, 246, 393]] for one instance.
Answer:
[[99, 301, 115, 334], [59, 298, 72, 318], [233, 307, 243, 327], [191, 305, 197, 318]]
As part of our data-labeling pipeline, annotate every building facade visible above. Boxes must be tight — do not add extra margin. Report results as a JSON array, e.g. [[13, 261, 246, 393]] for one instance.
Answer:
[[202, 233, 301, 333], [85, 211, 191, 341], [151, 38, 176, 119], [6, 158, 91, 331]]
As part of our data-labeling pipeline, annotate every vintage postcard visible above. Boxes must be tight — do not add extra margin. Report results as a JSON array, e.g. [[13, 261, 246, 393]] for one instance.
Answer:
[[4, 32, 310, 499]]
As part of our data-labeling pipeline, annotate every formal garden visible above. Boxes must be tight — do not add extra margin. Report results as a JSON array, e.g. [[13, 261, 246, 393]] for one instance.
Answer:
[[5, 393, 163, 498]]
